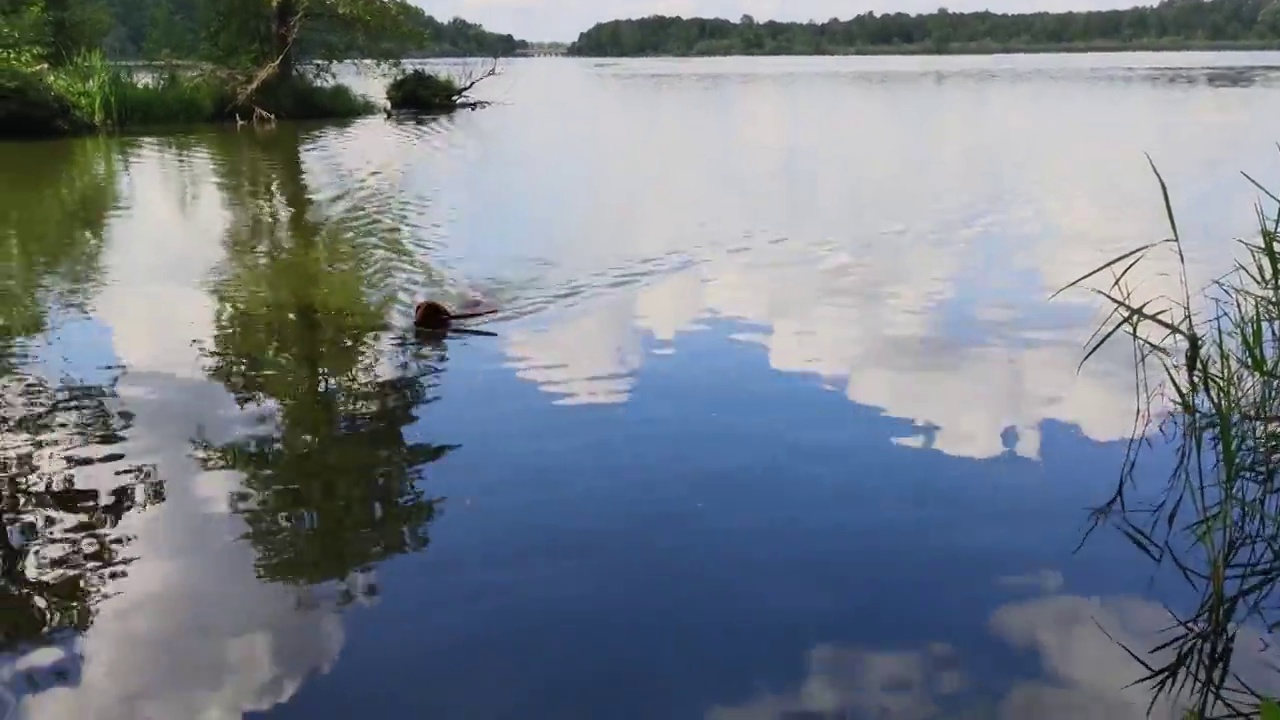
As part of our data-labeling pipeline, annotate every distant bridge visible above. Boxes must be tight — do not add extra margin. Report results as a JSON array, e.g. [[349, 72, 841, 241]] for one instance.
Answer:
[[515, 47, 568, 58]]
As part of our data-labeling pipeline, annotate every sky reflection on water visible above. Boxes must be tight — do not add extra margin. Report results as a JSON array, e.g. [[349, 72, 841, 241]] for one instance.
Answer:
[[7, 53, 1280, 719]]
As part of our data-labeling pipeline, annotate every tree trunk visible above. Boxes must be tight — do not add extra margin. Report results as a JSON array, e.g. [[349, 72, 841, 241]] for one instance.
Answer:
[[273, 0, 299, 81]]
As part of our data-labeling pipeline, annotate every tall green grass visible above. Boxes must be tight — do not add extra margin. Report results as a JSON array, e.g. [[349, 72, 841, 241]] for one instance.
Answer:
[[47, 51, 227, 129], [1061, 155, 1280, 718], [3, 50, 376, 135]]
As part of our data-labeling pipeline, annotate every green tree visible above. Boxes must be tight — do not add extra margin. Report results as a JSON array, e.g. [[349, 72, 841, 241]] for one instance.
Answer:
[[142, 0, 195, 60], [1, 0, 111, 66], [43, 0, 112, 64], [93, 0, 526, 61], [567, 0, 1280, 56], [1259, 0, 1280, 34]]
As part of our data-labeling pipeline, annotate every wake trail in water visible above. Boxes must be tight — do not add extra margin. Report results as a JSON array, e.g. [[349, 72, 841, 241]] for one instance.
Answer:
[[292, 118, 721, 333]]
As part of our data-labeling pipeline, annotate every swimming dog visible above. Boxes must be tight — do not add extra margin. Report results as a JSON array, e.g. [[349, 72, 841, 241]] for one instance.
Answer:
[[413, 300, 498, 331]]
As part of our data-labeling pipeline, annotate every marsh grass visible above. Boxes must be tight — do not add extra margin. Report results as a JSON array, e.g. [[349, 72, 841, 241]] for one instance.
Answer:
[[47, 51, 228, 129], [1060, 153, 1280, 718]]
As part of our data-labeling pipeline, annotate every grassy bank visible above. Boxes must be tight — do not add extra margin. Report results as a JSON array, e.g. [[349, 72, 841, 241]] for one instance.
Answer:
[[1062, 158, 1280, 717], [0, 51, 504, 137], [1, 52, 376, 138]]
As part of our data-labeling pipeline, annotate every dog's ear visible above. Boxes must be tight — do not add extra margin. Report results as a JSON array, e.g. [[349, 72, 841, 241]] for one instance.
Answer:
[[413, 301, 428, 325]]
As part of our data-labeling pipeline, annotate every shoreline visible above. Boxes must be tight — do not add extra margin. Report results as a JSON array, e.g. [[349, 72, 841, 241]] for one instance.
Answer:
[[565, 40, 1280, 59]]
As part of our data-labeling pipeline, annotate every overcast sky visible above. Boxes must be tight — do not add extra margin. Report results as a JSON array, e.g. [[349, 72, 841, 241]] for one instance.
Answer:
[[411, 0, 1155, 42]]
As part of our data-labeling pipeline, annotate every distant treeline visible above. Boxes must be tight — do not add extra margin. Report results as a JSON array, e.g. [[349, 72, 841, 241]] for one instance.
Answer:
[[567, 0, 1280, 56], [99, 0, 528, 60]]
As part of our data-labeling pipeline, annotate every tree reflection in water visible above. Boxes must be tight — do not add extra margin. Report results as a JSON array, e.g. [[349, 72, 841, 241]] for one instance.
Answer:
[[0, 374, 165, 651], [1, 123, 457, 712], [0, 136, 165, 703], [189, 124, 457, 603]]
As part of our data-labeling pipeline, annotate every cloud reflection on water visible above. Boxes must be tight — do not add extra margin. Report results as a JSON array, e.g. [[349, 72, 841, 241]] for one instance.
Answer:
[[12, 54, 1280, 719], [497, 251, 1150, 460], [708, 577, 1280, 720], [5, 140, 351, 720], [445, 57, 1280, 460]]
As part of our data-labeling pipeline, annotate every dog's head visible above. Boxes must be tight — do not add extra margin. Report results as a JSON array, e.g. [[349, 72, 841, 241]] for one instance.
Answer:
[[414, 301, 452, 330]]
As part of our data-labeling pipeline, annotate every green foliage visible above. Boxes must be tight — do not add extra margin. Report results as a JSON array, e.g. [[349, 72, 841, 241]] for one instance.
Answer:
[[95, 0, 527, 62], [1, 0, 112, 67], [3, 49, 373, 137], [0, 66, 88, 136], [0, 0, 48, 70], [1263, 700, 1280, 720], [141, 0, 199, 60], [400, 14, 527, 57], [290, 0, 429, 75], [385, 69, 460, 111], [44, 50, 228, 129], [45, 49, 213, 127], [41, 0, 113, 65], [241, 75, 375, 120], [3, 0, 508, 134], [1062, 155, 1280, 717], [193, 0, 273, 70], [568, 0, 1280, 56]]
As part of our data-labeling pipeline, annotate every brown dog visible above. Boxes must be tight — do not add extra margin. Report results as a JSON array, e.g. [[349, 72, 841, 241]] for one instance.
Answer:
[[413, 300, 497, 331]]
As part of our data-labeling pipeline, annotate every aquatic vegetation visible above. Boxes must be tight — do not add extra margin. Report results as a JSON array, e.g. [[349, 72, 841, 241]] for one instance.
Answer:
[[1061, 154, 1280, 718], [385, 62, 498, 114], [386, 69, 461, 112]]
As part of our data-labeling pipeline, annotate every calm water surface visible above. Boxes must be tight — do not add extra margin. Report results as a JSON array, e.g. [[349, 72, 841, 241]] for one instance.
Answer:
[[5, 53, 1280, 719]]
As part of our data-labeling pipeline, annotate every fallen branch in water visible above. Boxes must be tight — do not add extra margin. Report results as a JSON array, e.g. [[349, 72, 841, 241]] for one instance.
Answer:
[[450, 57, 499, 101]]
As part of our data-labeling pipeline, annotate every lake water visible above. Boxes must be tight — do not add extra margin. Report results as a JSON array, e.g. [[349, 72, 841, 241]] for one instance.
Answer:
[[4, 52, 1280, 719]]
